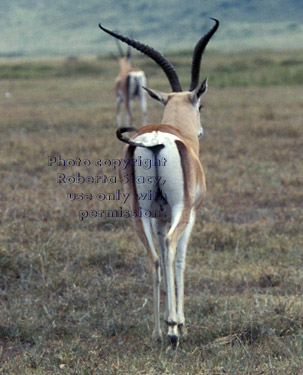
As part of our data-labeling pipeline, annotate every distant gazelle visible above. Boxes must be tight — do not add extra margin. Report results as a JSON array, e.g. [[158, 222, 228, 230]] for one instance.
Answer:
[[99, 18, 219, 347], [109, 39, 147, 127]]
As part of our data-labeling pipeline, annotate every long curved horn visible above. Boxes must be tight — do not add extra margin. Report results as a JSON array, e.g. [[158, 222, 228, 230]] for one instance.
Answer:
[[99, 24, 182, 92], [189, 18, 219, 91]]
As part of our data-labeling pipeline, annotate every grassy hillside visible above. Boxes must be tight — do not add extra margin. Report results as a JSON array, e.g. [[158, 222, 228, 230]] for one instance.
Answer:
[[0, 51, 303, 373], [2, 0, 303, 57]]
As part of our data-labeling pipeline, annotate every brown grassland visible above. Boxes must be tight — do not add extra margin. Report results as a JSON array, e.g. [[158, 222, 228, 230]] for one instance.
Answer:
[[0, 50, 303, 374]]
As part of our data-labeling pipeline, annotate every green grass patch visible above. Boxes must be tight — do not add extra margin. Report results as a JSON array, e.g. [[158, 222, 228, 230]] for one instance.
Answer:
[[1, 50, 303, 87], [0, 57, 104, 79]]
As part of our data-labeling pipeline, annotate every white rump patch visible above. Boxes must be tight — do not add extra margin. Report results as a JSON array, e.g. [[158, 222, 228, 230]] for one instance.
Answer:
[[134, 131, 181, 148], [128, 71, 147, 99], [133, 132, 185, 220]]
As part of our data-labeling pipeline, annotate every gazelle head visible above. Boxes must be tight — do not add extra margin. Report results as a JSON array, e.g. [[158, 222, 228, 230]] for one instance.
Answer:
[[143, 78, 208, 138], [99, 18, 219, 138], [111, 39, 133, 74]]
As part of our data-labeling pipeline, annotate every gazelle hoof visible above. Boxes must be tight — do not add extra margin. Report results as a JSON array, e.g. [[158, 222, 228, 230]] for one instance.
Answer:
[[152, 331, 163, 344], [178, 324, 188, 341], [168, 334, 179, 348]]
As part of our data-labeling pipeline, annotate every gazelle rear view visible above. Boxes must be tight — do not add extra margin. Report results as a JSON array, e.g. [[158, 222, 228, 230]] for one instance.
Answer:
[[111, 39, 147, 127], [99, 18, 219, 347]]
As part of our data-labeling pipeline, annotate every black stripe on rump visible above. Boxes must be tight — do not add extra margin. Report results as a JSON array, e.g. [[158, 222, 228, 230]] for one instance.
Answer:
[[175, 140, 191, 205]]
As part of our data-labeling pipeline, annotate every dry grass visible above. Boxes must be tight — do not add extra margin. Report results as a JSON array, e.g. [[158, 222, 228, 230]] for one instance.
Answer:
[[0, 51, 303, 374]]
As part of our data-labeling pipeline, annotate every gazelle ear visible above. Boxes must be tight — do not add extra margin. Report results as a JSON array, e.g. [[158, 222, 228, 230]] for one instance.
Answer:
[[142, 86, 168, 105], [191, 77, 208, 103]]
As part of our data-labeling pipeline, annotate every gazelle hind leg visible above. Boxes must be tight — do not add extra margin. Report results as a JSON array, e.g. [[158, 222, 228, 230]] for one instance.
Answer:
[[164, 205, 192, 347], [175, 209, 196, 339], [116, 95, 123, 127], [154, 144, 187, 346], [133, 151, 162, 342], [153, 218, 169, 324], [124, 99, 133, 126], [139, 84, 147, 124], [135, 216, 162, 342]]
